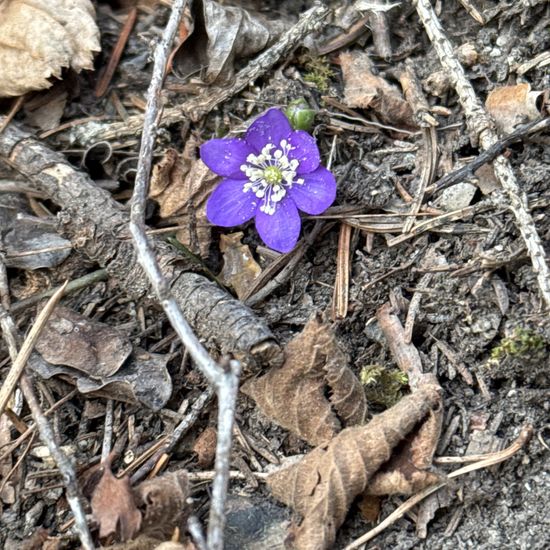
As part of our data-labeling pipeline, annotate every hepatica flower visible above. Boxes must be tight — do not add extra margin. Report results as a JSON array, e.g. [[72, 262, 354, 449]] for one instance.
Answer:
[[200, 108, 336, 253]]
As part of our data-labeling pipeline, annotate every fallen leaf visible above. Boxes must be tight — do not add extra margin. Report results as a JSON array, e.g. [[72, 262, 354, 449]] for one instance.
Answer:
[[242, 314, 367, 446], [170, 0, 286, 84], [192, 426, 217, 468], [371, 303, 445, 496], [219, 232, 262, 300], [266, 383, 442, 550], [35, 306, 132, 378], [149, 141, 217, 258], [0, 194, 71, 270], [339, 50, 416, 130], [91, 459, 142, 543], [486, 83, 546, 134], [30, 348, 173, 411], [0, 0, 100, 97], [134, 470, 190, 539]]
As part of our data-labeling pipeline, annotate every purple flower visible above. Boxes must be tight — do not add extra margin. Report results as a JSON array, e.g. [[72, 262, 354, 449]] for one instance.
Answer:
[[200, 108, 336, 253]]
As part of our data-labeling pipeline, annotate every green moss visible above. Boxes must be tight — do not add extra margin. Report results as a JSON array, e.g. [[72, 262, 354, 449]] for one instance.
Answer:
[[359, 365, 408, 407], [487, 328, 546, 366], [301, 55, 333, 92]]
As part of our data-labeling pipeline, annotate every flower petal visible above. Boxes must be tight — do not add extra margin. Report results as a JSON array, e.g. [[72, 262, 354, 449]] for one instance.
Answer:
[[245, 108, 292, 152], [287, 130, 321, 174], [200, 138, 252, 178], [206, 178, 258, 226], [289, 166, 337, 215], [255, 199, 301, 253]]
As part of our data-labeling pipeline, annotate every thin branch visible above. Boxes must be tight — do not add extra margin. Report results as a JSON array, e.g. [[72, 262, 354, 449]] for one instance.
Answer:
[[413, 0, 550, 309], [128, 2, 239, 549]]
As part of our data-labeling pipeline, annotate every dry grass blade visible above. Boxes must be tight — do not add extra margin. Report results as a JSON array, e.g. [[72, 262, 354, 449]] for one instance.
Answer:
[[332, 222, 353, 320], [0, 281, 68, 418]]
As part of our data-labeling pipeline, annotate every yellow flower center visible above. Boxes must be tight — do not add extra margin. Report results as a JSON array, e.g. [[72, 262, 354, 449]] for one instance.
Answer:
[[263, 165, 283, 185]]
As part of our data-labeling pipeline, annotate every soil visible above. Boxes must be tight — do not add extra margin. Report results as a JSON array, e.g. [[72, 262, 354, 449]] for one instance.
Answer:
[[0, 0, 549, 549]]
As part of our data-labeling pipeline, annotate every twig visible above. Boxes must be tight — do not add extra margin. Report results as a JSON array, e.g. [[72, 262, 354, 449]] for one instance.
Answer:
[[129, 386, 213, 483], [128, 2, 238, 548], [397, 60, 438, 234], [0, 282, 68, 417], [0, 95, 25, 135], [428, 117, 550, 194], [11, 269, 108, 313], [69, 2, 332, 144], [413, 0, 550, 309], [101, 399, 114, 463], [344, 424, 533, 549]]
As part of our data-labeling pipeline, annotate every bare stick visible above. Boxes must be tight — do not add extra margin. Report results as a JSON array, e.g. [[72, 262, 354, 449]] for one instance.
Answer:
[[413, 0, 550, 309], [0, 281, 67, 417], [128, 2, 239, 548], [344, 424, 533, 549]]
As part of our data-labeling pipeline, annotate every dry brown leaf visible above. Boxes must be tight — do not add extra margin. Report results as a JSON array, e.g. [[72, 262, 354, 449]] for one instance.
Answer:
[[241, 314, 367, 446], [0, 0, 100, 97], [192, 426, 217, 468], [91, 459, 142, 543], [134, 470, 190, 540], [149, 141, 217, 258], [219, 232, 262, 300], [339, 50, 416, 130], [30, 348, 172, 411], [266, 383, 442, 550], [366, 404, 444, 495], [35, 306, 132, 378], [170, 0, 286, 84], [485, 83, 546, 134]]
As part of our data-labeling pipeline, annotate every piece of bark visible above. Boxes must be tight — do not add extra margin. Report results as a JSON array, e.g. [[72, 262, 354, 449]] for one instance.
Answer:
[[267, 383, 442, 550], [242, 315, 367, 446], [0, 121, 283, 371]]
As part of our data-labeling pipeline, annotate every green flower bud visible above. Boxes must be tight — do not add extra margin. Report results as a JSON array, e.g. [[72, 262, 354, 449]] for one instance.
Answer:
[[285, 99, 316, 132]]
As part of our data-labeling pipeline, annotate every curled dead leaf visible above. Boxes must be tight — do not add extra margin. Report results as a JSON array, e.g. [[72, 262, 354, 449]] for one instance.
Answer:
[[91, 459, 142, 543], [35, 306, 132, 378], [219, 232, 262, 300], [170, 0, 286, 84], [192, 426, 217, 468], [0, 0, 100, 97], [242, 314, 367, 446], [134, 470, 190, 540], [339, 50, 416, 130], [267, 384, 442, 550], [486, 83, 547, 134], [149, 141, 217, 258]]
